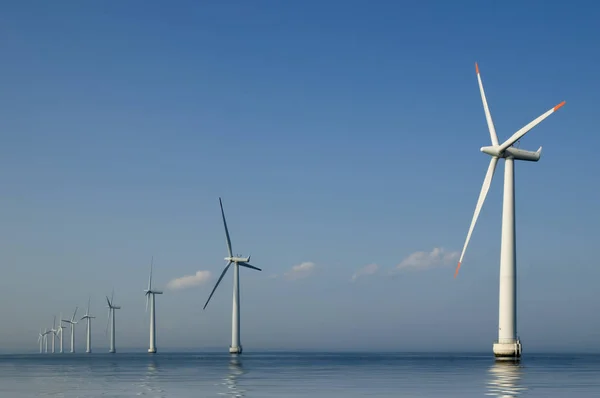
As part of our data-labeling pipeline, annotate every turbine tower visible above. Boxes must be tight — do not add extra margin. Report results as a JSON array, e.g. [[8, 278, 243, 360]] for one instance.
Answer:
[[62, 307, 78, 353], [144, 256, 163, 354], [454, 62, 566, 360], [81, 297, 95, 353], [203, 197, 262, 354], [57, 312, 67, 353], [106, 290, 121, 354]]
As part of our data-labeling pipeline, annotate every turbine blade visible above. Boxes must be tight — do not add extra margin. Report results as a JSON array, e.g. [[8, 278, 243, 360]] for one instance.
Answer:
[[475, 62, 499, 146], [72, 307, 78, 322], [145, 293, 149, 313], [239, 262, 262, 271], [455, 156, 499, 278], [87, 296, 91, 316], [219, 197, 233, 257], [498, 101, 566, 153], [148, 256, 153, 291], [111, 288, 114, 304], [203, 261, 232, 310], [106, 296, 111, 307]]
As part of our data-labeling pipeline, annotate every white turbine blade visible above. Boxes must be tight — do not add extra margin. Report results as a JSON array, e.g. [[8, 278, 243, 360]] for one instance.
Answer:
[[105, 309, 110, 336], [87, 297, 91, 316], [239, 262, 262, 271], [106, 295, 111, 307], [497, 101, 566, 153], [71, 307, 78, 322], [203, 261, 232, 310], [145, 292, 149, 313], [148, 256, 153, 291], [219, 197, 233, 257], [455, 156, 499, 278], [475, 62, 499, 146]]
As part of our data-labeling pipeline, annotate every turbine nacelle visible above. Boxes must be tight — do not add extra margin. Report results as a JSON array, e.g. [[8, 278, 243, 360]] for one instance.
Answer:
[[480, 145, 542, 162], [225, 256, 250, 263]]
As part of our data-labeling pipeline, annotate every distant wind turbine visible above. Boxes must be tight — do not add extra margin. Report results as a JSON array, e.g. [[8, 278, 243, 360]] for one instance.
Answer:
[[106, 289, 121, 354], [203, 197, 262, 354], [37, 329, 44, 353], [81, 297, 95, 353], [43, 328, 49, 353], [50, 316, 58, 354], [57, 312, 67, 353], [62, 307, 78, 353], [144, 256, 163, 354]]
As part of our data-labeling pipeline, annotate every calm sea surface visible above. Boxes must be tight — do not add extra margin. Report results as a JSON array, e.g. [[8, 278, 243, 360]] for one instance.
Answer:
[[0, 352, 599, 397]]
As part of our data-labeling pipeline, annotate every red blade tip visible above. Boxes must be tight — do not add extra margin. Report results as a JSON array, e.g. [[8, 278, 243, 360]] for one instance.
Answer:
[[475, 62, 479, 74], [553, 101, 566, 111]]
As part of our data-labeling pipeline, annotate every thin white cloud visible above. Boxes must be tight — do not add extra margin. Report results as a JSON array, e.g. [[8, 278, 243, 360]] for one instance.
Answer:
[[351, 263, 379, 281], [284, 262, 316, 280], [167, 270, 212, 290], [396, 247, 459, 270]]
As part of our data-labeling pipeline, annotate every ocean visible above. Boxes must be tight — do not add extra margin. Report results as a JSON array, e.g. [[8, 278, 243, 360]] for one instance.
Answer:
[[0, 352, 599, 397]]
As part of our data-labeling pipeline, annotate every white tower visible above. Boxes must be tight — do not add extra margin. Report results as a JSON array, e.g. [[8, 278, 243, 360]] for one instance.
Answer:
[[106, 290, 121, 354], [62, 307, 78, 353], [455, 62, 566, 360]]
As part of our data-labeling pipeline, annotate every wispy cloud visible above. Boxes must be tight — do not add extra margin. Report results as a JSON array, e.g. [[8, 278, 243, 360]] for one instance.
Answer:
[[396, 247, 459, 271], [351, 263, 379, 281], [284, 262, 316, 280], [167, 270, 212, 290]]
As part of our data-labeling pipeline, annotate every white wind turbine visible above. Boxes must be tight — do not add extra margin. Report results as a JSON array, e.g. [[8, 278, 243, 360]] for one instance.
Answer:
[[203, 197, 262, 354], [43, 328, 50, 353], [80, 297, 95, 353], [37, 329, 44, 353], [57, 312, 67, 353], [454, 62, 566, 360], [62, 307, 78, 353], [144, 257, 163, 354], [106, 290, 121, 354], [50, 315, 58, 353]]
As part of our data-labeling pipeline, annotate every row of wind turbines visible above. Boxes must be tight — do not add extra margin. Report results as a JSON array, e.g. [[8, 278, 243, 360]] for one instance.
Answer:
[[36, 63, 566, 359], [37, 197, 259, 355]]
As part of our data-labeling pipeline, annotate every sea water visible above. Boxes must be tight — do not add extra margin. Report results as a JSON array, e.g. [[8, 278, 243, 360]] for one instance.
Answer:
[[0, 352, 599, 397]]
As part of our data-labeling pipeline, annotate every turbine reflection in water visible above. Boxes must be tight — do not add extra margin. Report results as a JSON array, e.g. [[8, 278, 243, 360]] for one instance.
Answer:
[[138, 359, 166, 398], [219, 357, 246, 397], [486, 361, 527, 397]]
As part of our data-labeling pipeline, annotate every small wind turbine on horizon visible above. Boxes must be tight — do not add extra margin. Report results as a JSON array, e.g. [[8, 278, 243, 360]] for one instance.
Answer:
[[43, 328, 49, 353], [50, 316, 58, 354], [62, 307, 78, 353], [57, 312, 67, 353], [144, 256, 163, 354], [203, 197, 262, 355], [454, 62, 566, 360], [106, 289, 121, 354], [81, 297, 95, 353], [37, 329, 44, 353]]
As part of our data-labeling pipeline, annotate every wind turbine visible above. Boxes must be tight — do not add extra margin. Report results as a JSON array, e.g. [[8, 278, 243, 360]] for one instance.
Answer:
[[81, 297, 95, 353], [37, 329, 44, 353], [43, 328, 49, 353], [106, 290, 121, 354], [144, 256, 163, 354], [454, 62, 566, 360], [57, 312, 67, 353], [50, 315, 59, 353], [62, 307, 78, 353], [203, 197, 262, 354]]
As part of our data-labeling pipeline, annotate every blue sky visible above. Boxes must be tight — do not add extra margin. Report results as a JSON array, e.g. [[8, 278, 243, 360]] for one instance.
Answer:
[[1, 0, 599, 353]]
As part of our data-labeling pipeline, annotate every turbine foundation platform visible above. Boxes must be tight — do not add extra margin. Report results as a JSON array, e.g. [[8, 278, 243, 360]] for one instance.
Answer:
[[148, 348, 157, 354], [229, 346, 242, 354], [109, 349, 116, 354], [493, 339, 522, 360], [86, 350, 91, 354]]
